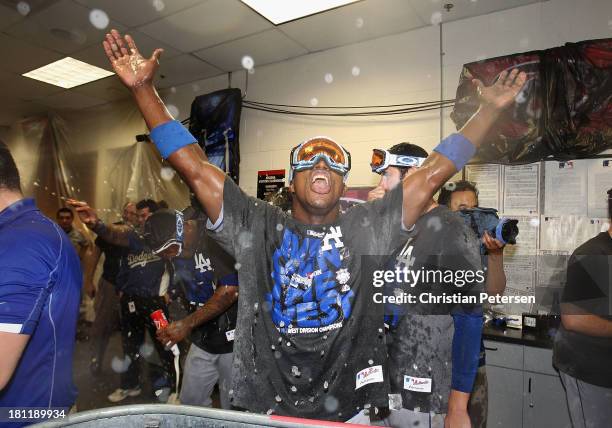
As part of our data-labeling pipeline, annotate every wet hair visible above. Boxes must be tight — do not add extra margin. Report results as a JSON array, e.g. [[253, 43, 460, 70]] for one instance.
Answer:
[[438, 180, 479, 206], [387, 142, 428, 179], [136, 199, 159, 213], [0, 141, 21, 192], [56, 207, 73, 218]]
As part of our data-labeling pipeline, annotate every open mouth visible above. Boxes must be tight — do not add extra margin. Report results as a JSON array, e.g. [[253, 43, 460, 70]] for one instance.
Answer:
[[310, 170, 331, 194]]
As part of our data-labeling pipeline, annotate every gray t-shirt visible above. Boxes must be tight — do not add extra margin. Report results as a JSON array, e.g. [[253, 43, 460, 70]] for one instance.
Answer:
[[386, 205, 483, 413], [208, 177, 406, 420]]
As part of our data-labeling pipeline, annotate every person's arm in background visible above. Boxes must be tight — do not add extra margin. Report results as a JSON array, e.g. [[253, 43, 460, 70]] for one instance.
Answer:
[[483, 232, 506, 297], [102, 30, 225, 224], [561, 306, 612, 337], [447, 308, 483, 428], [401, 70, 527, 229], [67, 199, 131, 247], [157, 283, 238, 347], [82, 244, 101, 298], [0, 333, 29, 390]]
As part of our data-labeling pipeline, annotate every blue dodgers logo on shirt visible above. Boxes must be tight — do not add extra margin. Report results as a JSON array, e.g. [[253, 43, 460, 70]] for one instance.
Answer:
[[266, 227, 354, 333]]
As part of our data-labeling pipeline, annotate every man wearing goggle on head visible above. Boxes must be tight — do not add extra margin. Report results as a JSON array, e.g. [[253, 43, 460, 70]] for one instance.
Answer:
[[367, 142, 484, 428], [105, 28, 527, 423]]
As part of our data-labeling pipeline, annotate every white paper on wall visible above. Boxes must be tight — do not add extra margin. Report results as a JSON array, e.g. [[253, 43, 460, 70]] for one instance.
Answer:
[[540, 215, 610, 252], [587, 158, 612, 218], [502, 163, 540, 215], [544, 160, 588, 216], [465, 164, 501, 210]]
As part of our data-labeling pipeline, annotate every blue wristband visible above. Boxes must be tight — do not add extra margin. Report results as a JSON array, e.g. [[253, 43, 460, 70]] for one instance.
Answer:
[[150, 120, 197, 159], [433, 133, 476, 171]]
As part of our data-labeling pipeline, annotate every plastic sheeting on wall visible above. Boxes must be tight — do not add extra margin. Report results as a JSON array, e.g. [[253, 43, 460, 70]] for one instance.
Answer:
[[451, 38, 612, 164]]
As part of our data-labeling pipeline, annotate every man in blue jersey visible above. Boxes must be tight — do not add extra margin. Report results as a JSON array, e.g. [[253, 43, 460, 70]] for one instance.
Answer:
[[69, 197, 176, 403], [143, 208, 239, 408], [368, 143, 484, 428], [0, 141, 81, 425]]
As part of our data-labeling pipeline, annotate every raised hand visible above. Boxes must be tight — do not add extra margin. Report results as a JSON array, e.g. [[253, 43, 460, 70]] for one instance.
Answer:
[[102, 29, 163, 90], [66, 198, 98, 226], [473, 68, 527, 111]]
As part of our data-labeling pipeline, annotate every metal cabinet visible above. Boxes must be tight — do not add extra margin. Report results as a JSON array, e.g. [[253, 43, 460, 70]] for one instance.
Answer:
[[523, 372, 571, 428], [487, 365, 524, 428], [484, 340, 571, 428]]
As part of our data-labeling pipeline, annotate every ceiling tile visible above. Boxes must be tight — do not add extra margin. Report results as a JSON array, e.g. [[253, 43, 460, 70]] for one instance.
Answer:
[[1, 74, 65, 100], [72, 29, 182, 71], [194, 29, 308, 72], [0, 99, 48, 126], [74, 0, 205, 27], [155, 54, 223, 88], [0, 33, 63, 74], [0, 3, 26, 31], [407, 0, 544, 25], [37, 90, 109, 109], [5, 0, 127, 54], [279, 0, 425, 52], [138, 0, 272, 52], [72, 76, 130, 101]]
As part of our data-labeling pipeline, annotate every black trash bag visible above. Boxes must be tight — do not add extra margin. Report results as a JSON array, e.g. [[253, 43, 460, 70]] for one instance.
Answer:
[[189, 88, 242, 183], [451, 38, 612, 164]]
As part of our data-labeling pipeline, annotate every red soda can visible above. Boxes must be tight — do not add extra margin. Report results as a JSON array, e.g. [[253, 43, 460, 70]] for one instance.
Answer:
[[150, 309, 169, 330]]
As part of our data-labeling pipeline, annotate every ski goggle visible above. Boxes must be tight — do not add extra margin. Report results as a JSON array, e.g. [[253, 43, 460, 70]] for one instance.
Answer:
[[370, 149, 426, 174], [289, 137, 351, 182]]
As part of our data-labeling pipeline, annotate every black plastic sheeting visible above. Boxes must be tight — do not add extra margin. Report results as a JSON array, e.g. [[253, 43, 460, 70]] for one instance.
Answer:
[[189, 88, 242, 183], [451, 38, 612, 164]]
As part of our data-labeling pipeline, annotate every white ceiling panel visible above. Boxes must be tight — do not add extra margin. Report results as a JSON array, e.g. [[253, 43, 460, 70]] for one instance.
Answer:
[[194, 29, 308, 72], [74, 0, 205, 27], [279, 0, 425, 52], [72, 29, 183, 71], [138, 0, 272, 52], [0, 33, 63, 74], [5, 0, 127, 54], [407, 0, 546, 25], [155, 54, 223, 88], [37, 90, 109, 109]]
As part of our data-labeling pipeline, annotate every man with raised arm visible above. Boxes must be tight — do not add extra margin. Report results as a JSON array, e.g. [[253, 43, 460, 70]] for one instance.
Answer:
[[102, 29, 526, 421]]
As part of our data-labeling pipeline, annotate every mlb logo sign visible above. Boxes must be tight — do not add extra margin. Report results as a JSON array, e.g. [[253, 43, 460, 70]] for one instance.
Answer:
[[404, 375, 432, 393], [355, 365, 384, 390], [559, 161, 574, 169]]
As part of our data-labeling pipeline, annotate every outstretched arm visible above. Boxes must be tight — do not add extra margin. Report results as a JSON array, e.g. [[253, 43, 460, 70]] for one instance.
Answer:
[[102, 29, 225, 223], [67, 199, 132, 247], [401, 69, 527, 229]]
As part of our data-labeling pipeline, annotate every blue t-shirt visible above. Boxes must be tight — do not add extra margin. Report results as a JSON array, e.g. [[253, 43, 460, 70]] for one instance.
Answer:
[[0, 199, 81, 420], [116, 232, 166, 297]]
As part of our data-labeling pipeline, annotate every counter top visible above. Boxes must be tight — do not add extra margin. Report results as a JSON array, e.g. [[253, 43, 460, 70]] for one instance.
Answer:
[[483, 323, 556, 349]]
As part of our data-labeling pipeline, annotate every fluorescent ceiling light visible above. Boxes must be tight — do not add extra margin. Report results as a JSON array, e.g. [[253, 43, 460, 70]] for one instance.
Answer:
[[241, 0, 361, 25], [22, 57, 114, 89]]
